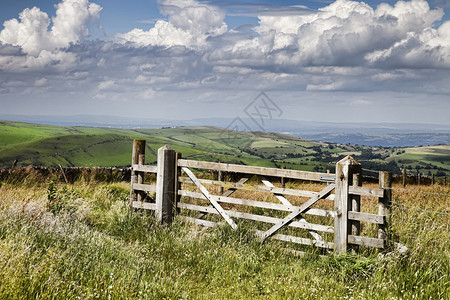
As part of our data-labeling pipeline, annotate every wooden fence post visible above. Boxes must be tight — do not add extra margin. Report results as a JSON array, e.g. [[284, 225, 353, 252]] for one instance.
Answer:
[[351, 167, 362, 250], [417, 173, 421, 185], [218, 164, 224, 195], [334, 156, 360, 254], [130, 140, 146, 212], [402, 168, 406, 188], [156, 145, 177, 224], [431, 174, 435, 186], [137, 153, 145, 202], [378, 171, 392, 247], [175, 152, 182, 214]]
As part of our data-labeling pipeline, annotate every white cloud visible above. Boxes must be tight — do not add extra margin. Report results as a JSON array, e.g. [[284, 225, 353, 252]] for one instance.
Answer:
[[138, 88, 156, 99], [51, 0, 102, 47], [1, 0, 450, 122], [116, 0, 227, 49], [97, 79, 115, 90], [306, 81, 345, 91], [0, 0, 101, 71], [34, 77, 48, 86], [214, 0, 448, 69]]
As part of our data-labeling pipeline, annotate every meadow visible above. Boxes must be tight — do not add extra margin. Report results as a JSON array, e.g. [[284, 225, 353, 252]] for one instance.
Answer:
[[0, 171, 448, 299], [1, 121, 450, 177]]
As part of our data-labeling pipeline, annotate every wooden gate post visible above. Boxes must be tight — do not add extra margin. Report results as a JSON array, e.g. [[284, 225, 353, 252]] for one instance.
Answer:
[[351, 167, 362, 242], [378, 171, 392, 245], [217, 163, 224, 195], [130, 139, 146, 211], [402, 169, 406, 187], [156, 145, 177, 224], [334, 156, 361, 254]]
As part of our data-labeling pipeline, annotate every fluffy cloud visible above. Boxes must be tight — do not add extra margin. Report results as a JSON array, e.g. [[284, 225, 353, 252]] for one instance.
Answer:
[[116, 0, 227, 49], [210, 0, 449, 69], [0, 0, 101, 70], [1, 0, 449, 112], [51, 0, 102, 47]]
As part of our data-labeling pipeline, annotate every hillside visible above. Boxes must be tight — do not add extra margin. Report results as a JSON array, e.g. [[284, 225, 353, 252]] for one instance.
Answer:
[[1, 121, 449, 176]]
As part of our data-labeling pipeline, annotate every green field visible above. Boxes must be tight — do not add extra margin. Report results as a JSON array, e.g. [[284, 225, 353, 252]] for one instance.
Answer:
[[0, 120, 449, 298], [0, 178, 448, 298], [1, 120, 449, 176]]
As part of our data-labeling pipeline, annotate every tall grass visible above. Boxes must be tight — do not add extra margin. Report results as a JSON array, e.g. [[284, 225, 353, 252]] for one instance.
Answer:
[[0, 177, 448, 299]]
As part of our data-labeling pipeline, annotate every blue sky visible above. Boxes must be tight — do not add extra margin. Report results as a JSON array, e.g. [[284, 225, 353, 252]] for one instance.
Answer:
[[1, 0, 450, 125]]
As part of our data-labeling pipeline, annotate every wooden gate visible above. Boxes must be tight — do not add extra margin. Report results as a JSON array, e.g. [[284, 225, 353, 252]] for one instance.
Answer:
[[129, 140, 392, 254]]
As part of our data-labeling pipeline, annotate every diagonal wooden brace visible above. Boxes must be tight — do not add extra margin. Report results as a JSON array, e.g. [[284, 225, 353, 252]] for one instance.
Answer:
[[261, 178, 325, 244], [182, 167, 237, 229], [196, 177, 249, 219], [262, 184, 335, 241]]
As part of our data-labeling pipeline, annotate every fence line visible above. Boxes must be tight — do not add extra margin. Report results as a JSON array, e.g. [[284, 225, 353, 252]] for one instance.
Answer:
[[130, 141, 396, 254], [389, 203, 450, 216], [387, 187, 450, 197]]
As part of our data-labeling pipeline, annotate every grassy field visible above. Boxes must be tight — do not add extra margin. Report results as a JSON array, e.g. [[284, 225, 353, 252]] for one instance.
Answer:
[[1, 120, 450, 176], [0, 171, 448, 299]]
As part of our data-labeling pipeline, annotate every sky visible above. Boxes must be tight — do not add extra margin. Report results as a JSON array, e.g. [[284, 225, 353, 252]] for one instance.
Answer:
[[0, 0, 450, 125]]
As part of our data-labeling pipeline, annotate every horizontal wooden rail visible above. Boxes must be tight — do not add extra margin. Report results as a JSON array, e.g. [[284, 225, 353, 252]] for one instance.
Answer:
[[348, 186, 384, 197], [179, 190, 335, 218], [179, 216, 217, 228], [178, 202, 334, 233], [348, 235, 385, 248], [178, 159, 335, 182], [132, 164, 158, 173], [179, 177, 336, 200], [253, 230, 334, 249], [131, 201, 156, 210], [131, 183, 156, 193], [178, 217, 334, 250], [348, 211, 385, 224]]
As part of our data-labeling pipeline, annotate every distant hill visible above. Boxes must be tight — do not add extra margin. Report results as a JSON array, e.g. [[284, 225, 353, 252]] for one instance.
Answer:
[[1, 114, 449, 147], [0, 120, 449, 177]]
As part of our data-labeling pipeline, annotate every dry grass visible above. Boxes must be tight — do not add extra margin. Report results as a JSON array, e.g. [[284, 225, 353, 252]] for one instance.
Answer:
[[0, 173, 448, 299]]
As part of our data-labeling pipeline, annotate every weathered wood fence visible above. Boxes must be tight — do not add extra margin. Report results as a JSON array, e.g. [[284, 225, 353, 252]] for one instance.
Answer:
[[129, 140, 392, 254]]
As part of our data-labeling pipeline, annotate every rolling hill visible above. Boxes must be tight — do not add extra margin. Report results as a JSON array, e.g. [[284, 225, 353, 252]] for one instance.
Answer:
[[1, 120, 449, 177]]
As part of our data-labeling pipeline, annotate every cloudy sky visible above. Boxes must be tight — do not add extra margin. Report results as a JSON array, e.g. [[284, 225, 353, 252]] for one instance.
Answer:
[[1, 0, 449, 125]]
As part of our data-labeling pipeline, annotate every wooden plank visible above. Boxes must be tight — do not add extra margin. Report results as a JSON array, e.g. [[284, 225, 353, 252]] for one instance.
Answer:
[[261, 178, 325, 244], [178, 159, 334, 182], [179, 190, 335, 217], [256, 185, 335, 201], [175, 152, 182, 214], [130, 140, 146, 211], [262, 184, 335, 240], [348, 235, 385, 248], [348, 211, 385, 224], [131, 183, 156, 193], [133, 164, 158, 173], [334, 156, 360, 253], [261, 179, 291, 205], [155, 146, 176, 224], [182, 167, 237, 229], [178, 216, 218, 228], [196, 177, 249, 219], [254, 230, 334, 249], [178, 217, 333, 250], [349, 185, 383, 197], [132, 201, 156, 210], [350, 168, 362, 251], [177, 202, 334, 233], [378, 172, 392, 241], [179, 177, 335, 200], [223, 177, 249, 197]]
